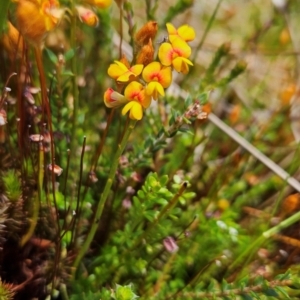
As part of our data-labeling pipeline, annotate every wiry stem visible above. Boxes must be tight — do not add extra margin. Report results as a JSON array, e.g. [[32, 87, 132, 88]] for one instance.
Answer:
[[72, 119, 137, 275]]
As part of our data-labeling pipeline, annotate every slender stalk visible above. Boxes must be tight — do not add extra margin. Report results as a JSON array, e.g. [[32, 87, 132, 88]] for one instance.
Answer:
[[228, 210, 300, 273], [35, 46, 60, 231], [72, 119, 137, 274], [69, 4, 79, 163], [192, 0, 223, 61]]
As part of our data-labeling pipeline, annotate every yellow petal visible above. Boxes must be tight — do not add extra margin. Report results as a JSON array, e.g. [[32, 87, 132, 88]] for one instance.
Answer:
[[158, 43, 173, 66], [142, 94, 151, 108], [122, 101, 143, 120], [159, 66, 172, 88], [130, 64, 144, 76], [146, 82, 165, 100], [142, 61, 161, 82], [124, 81, 144, 100], [107, 61, 128, 79], [117, 72, 135, 82], [177, 24, 195, 42], [166, 23, 177, 35], [171, 38, 191, 58], [172, 57, 193, 74]]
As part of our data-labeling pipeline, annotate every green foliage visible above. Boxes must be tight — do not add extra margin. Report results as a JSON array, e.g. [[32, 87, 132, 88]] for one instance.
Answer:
[[2, 170, 21, 202], [1, 1, 300, 300]]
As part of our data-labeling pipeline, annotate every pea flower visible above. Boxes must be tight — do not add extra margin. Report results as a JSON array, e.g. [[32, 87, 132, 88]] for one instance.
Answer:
[[122, 81, 151, 120], [142, 62, 172, 100], [76, 5, 99, 27], [166, 23, 195, 43], [16, 0, 64, 43], [107, 61, 144, 82], [104, 88, 128, 108], [158, 39, 193, 74]]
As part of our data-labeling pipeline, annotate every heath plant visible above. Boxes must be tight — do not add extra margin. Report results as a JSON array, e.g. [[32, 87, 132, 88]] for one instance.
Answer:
[[1, 1, 300, 300]]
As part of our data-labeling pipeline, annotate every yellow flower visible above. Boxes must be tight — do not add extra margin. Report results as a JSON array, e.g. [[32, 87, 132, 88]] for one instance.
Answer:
[[76, 5, 99, 27], [107, 61, 144, 82], [83, 0, 112, 8], [104, 88, 128, 108], [166, 23, 195, 43], [16, 0, 64, 43], [142, 62, 172, 100], [122, 81, 151, 120], [158, 39, 193, 74]]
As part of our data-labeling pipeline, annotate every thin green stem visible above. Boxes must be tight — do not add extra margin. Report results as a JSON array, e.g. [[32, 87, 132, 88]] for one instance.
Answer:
[[192, 0, 223, 61], [72, 119, 137, 275], [228, 210, 300, 274]]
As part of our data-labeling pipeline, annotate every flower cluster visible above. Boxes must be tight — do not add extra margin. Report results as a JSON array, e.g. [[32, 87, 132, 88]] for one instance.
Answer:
[[15, 0, 64, 44], [14, 0, 112, 44], [104, 22, 195, 120]]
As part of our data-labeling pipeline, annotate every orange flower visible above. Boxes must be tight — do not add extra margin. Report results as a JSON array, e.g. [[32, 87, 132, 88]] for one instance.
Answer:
[[166, 23, 195, 43], [107, 61, 144, 82], [158, 39, 193, 74], [16, 0, 64, 43], [122, 81, 151, 120], [142, 62, 172, 100], [76, 6, 99, 27]]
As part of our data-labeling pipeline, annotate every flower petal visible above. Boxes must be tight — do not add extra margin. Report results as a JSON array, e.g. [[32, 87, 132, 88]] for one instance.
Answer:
[[172, 57, 193, 74], [171, 38, 191, 58], [130, 64, 144, 76], [142, 61, 161, 82], [124, 81, 144, 100], [146, 82, 165, 100], [122, 101, 143, 120], [107, 61, 128, 79], [104, 88, 127, 108], [159, 66, 172, 88], [158, 43, 173, 66], [177, 24, 195, 42], [166, 23, 177, 35]]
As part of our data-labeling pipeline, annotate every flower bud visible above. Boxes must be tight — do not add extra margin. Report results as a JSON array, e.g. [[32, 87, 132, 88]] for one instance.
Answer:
[[135, 21, 158, 47], [136, 38, 154, 66], [76, 5, 99, 27]]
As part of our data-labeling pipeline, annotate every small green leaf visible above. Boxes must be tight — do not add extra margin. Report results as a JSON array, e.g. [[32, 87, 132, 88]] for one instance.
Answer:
[[64, 48, 75, 61], [45, 48, 58, 64]]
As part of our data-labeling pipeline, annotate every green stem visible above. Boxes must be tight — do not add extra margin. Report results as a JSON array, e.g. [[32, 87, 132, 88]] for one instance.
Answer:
[[228, 210, 300, 273], [0, 0, 9, 33], [72, 119, 137, 275], [192, 0, 223, 61]]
